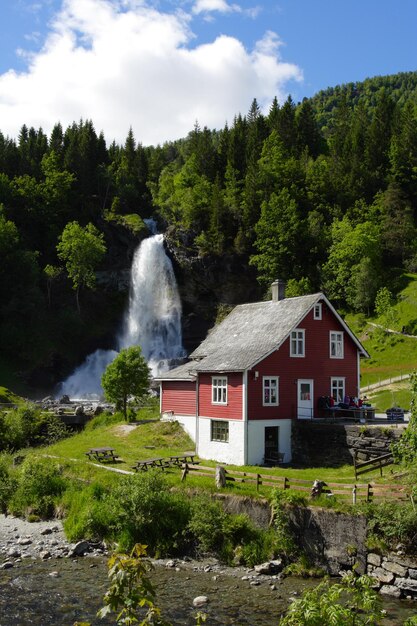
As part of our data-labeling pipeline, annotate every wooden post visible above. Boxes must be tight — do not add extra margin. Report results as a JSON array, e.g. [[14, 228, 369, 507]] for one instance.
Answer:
[[367, 483, 371, 502], [256, 474, 260, 492], [284, 476, 289, 490], [181, 463, 189, 482], [352, 485, 357, 505]]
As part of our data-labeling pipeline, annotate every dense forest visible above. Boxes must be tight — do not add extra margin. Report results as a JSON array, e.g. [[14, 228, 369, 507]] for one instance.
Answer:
[[1, 70, 417, 390]]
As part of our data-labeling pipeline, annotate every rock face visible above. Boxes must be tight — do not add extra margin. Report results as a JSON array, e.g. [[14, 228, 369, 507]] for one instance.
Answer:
[[288, 506, 368, 575], [164, 228, 262, 353]]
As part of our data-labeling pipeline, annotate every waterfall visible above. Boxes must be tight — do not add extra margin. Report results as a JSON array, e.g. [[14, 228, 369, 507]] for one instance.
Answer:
[[57, 228, 185, 399]]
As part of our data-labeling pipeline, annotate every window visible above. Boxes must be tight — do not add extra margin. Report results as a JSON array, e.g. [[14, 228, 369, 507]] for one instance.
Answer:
[[211, 420, 229, 442], [313, 303, 322, 320], [290, 329, 305, 357], [263, 377, 279, 406], [330, 331, 344, 358], [331, 377, 345, 403], [212, 376, 227, 404]]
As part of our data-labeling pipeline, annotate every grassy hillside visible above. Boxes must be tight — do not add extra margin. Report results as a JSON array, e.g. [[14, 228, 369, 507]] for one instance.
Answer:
[[346, 272, 417, 410]]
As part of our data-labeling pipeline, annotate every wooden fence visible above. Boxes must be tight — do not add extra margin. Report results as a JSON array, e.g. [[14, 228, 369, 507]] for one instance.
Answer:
[[353, 452, 394, 480], [180, 463, 409, 504]]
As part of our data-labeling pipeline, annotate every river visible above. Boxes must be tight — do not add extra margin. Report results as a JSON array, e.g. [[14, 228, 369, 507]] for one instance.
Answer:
[[1, 556, 416, 625]]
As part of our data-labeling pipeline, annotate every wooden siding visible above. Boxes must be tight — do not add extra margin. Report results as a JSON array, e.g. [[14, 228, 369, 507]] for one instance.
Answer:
[[198, 372, 243, 419], [161, 381, 196, 416], [247, 301, 359, 420]]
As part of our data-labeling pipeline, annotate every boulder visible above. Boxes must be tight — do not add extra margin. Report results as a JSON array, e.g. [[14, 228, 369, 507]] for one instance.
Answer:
[[193, 596, 209, 607], [69, 541, 90, 557]]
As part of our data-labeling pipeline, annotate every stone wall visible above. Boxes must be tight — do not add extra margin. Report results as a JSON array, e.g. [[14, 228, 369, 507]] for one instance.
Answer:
[[288, 505, 417, 598], [291, 422, 404, 467], [217, 496, 417, 598], [367, 552, 417, 598]]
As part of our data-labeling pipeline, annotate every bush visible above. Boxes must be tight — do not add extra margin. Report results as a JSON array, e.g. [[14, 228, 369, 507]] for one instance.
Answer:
[[9, 456, 68, 518], [188, 496, 227, 554], [363, 500, 417, 553], [63, 482, 115, 541], [2, 403, 41, 450], [278, 572, 383, 625], [0, 454, 18, 513], [64, 479, 277, 565], [0, 403, 68, 451], [104, 472, 191, 555]]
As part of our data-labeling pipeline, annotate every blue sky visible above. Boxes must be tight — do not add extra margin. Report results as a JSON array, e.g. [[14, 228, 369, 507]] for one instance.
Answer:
[[0, 0, 416, 145]]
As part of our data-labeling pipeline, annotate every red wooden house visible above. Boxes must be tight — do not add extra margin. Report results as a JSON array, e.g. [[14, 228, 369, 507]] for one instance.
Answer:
[[157, 281, 369, 466]]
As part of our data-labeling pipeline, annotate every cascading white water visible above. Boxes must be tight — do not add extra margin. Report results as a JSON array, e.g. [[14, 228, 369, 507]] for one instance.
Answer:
[[118, 233, 185, 374], [57, 229, 185, 399]]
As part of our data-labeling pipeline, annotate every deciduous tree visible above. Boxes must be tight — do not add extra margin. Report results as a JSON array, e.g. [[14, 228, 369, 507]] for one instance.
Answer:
[[101, 346, 150, 420], [57, 221, 106, 313]]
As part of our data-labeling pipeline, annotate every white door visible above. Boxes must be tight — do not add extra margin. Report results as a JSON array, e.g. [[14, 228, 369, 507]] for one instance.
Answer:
[[297, 379, 314, 419]]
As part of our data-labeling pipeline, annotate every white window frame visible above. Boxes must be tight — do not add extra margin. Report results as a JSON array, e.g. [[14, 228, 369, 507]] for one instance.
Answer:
[[330, 331, 344, 359], [211, 419, 229, 442], [290, 329, 305, 357], [212, 376, 228, 405], [263, 377, 279, 406], [313, 303, 322, 320], [331, 377, 345, 403]]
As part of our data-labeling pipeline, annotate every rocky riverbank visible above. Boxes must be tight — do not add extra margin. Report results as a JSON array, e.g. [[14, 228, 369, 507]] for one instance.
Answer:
[[0, 514, 106, 568]]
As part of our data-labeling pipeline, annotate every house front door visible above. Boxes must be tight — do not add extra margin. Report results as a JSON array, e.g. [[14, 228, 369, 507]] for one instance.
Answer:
[[264, 426, 279, 458], [297, 379, 314, 419]]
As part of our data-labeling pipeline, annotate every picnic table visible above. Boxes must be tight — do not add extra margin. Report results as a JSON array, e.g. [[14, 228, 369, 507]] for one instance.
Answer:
[[86, 447, 119, 462], [169, 451, 197, 466], [132, 458, 168, 472]]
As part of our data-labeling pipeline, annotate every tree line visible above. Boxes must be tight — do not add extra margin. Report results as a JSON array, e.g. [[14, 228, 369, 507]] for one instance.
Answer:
[[1, 71, 417, 379]]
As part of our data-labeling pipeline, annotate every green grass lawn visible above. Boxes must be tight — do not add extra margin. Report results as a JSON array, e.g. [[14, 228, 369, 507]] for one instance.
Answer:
[[366, 383, 411, 412], [37, 409, 402, 502]]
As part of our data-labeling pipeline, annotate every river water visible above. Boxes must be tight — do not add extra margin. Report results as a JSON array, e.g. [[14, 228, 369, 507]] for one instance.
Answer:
[[1, 556, 416, 625]]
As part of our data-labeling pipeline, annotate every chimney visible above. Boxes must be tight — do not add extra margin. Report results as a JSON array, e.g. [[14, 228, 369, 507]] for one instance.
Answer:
[[271, 279, 286, 302]]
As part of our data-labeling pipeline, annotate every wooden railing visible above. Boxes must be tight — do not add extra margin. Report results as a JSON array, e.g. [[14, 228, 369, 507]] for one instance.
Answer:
[[353, 452, 394, 479], [180, 463, 408, 503]]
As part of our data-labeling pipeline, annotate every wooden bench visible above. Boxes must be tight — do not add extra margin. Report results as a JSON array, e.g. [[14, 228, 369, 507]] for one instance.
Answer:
[[263, 451, 285, 466], [85, 447, 119, 463]]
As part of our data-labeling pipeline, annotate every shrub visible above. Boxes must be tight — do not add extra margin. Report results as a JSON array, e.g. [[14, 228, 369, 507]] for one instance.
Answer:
[[363, 500, 417, 553], [63, 482, 115, 541], [9, 456, 68, 518], [2, 403, 41, 450], [107, 472, 191, 555], [188, 496, 227, 554], [270, 489, 302, 559], [0, 454, 18, 513], [278, 572, 383, 625]]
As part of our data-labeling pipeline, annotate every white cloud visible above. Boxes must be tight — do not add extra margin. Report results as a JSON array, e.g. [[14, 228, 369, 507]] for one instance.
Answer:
[[0, 0, 303, 146], [192, 0, 237, 15]]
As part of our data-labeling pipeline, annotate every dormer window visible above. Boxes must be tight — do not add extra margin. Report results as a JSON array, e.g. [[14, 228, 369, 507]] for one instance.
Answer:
[[313, 303, 322, 320], [290, 329, 305, 357]]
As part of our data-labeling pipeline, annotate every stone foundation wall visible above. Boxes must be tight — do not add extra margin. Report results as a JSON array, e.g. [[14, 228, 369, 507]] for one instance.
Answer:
[[367, 552, 417, 598], [291, 422, 404, 467]]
